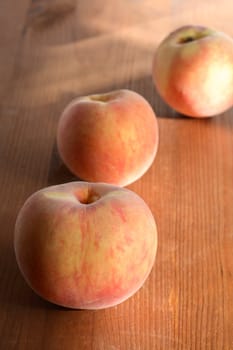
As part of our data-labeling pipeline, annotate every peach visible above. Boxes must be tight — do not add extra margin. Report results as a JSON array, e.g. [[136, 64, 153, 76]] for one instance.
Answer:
[[57, 89, 159, 186], [152, 25, 233, 117], [14, 182, 157, 309]]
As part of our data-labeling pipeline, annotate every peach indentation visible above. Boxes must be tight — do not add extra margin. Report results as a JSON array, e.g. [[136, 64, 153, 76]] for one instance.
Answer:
[[177, 30, 209, 44], [89, 93, 115, 103], [74, 187, 100, 205]]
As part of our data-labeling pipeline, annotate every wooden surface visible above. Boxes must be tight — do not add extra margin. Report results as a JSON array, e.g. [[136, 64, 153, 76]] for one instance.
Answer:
[[0, 0, 233, 349]]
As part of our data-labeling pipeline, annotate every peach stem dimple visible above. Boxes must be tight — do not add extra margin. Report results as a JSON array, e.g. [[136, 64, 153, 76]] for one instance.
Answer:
[[177, 30, 209, 44], [89, 93, 114, 103], [178, 36, 196, 44], [74, 187, 100, 205]]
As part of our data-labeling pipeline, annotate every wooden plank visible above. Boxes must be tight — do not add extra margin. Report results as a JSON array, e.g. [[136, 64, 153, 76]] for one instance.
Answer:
[[0, 0, 233, 349], [0, 0, 30, 98]]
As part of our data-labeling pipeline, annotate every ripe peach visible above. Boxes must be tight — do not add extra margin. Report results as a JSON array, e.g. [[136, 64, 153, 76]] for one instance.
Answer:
[[14, 182, 157, 309], [152, 25, 233, 117], [57, 89, 159, 186]]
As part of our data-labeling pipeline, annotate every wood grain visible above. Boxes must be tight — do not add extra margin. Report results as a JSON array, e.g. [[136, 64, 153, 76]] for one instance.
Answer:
[[0, 0, 233, 349]]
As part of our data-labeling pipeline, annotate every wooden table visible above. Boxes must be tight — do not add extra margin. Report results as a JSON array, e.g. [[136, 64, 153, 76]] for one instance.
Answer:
[[1, 0, 233, 349]]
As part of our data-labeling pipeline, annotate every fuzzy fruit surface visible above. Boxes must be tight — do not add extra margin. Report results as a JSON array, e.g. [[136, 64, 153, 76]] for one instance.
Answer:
[[57, 89, 159, 186], [14, 182, 157, 309], [152, 25, 233, 117]]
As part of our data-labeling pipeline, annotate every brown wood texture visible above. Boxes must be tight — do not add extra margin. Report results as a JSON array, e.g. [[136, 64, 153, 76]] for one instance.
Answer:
[[0, 0, 233, 349]]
